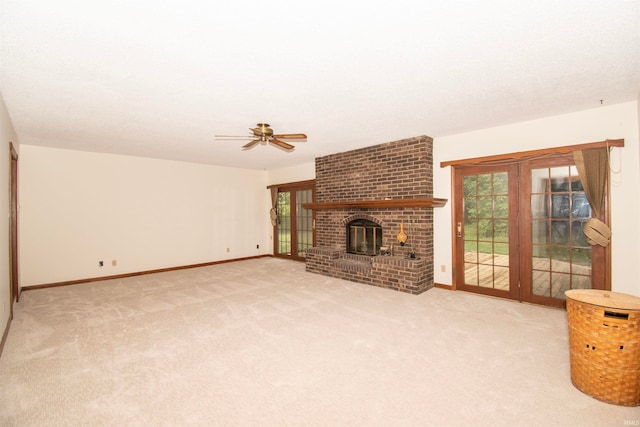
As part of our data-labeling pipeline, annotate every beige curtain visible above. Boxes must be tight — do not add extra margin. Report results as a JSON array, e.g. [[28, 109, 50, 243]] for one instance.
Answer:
[[270, 187, 278, 227], [573, 147, 611, 246]]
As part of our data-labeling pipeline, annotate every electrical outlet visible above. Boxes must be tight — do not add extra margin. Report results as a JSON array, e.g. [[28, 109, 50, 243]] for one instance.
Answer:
[[256, 244, 260, 249], [112, 260, 117, 267], [226, 247, 230, 253], [99, 261, 104, 267]]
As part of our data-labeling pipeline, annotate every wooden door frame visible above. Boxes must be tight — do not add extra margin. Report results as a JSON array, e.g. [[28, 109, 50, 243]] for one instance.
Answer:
[[450, 146, 612, 308], [518, 155, 609, 308], [452, 163, 520, 301], [10, 143, 19, 313], [272, 180, 316, 261]]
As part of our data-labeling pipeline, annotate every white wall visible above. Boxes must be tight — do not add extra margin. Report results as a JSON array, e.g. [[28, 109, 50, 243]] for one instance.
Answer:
[[0, 93, 18, 329], [19, 146, 271, 286], [433, 101, 640, 296], [267, 162, 315, 186]]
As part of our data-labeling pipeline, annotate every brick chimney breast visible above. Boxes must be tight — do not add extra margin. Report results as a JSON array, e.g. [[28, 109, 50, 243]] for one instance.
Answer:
[[305, 136, 435, 294]]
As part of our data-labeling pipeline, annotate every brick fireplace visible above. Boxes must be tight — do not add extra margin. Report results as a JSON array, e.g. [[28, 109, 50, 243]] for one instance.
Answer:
[[304, 135, 445, 294]]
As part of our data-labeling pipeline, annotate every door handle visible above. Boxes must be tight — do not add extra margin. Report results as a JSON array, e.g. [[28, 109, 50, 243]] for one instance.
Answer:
[[457, 222, 462, 238]]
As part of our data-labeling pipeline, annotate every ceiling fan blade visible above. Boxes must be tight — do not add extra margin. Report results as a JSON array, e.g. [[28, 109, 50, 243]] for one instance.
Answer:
[[215, 135, 254, 140], [273, 133, 307, 140], [242, 139, 261, 150], [270, 138, 295, 151]]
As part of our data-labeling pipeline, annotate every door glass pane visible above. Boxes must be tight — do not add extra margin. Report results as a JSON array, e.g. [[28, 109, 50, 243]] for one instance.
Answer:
[[478, 196, 493, 218], [276, 192, 291, 255], [494, 196, 508, 217], [477, 174, 492, 195], [532, 245, 551, 270], [478, 219, 493, 240], [533, 270, 551, 297], [552, 272, 571, 297], [464, 197, 477, 219], [551, 220, 570, 245], [530, 194, 548, 219], [572, 273, 591, 290], [494, 243, 509, 265], [532, 220, 549, 245], [494, 219, 509, 243], [296, 189, 313, 257], [531, 168, 550, 193], [463, 175, 477, 196], [493, 172, 508, 194], [494, 266, 510, 290], [530, 166, 592, 299], [463, 171, 509, 290]]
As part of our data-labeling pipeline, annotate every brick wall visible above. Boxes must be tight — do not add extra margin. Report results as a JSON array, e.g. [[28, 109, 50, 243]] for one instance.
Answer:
[[306, 135, 436, 294], [316, 136, 432, 203]]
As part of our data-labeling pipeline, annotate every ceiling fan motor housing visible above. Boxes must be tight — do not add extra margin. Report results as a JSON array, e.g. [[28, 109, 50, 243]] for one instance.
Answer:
[[253, 123, 274, 138]]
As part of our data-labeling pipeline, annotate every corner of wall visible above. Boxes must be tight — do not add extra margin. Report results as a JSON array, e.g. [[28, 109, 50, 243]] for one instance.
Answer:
[[637, 96, 640, 183], [0, 91, 20, 341]]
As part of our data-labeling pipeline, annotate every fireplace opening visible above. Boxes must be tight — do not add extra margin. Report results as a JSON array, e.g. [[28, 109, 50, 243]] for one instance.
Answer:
[[346, 219, 382, 256]]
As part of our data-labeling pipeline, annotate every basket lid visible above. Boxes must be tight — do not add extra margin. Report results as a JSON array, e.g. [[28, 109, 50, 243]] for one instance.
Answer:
[[565, 289, 640, 310]]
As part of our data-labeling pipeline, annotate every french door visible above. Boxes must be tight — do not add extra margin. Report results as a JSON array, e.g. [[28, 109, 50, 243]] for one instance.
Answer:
[[520, 157, 606, 307], [455, 164, 520, 301], [454, 155, 607, 308], [274, 183, 315, 261]]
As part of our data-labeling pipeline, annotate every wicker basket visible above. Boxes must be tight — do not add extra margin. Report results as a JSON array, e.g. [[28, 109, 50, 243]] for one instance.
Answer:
[[565, 289, 640, 406]]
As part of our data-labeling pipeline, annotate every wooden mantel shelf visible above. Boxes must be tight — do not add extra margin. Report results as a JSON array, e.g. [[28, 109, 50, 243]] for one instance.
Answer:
[[302, 198, 448, 210]]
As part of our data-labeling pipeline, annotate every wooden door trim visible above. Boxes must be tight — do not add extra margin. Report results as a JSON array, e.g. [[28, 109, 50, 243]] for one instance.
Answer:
[[441, 139, 624, 168], [449, 166, 459, 290], [10, 143, 19, 312], [267, 179, 316, 190]]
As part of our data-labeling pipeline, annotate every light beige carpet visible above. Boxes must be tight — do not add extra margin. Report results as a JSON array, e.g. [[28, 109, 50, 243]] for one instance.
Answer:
[[0, 258, 637, 426]]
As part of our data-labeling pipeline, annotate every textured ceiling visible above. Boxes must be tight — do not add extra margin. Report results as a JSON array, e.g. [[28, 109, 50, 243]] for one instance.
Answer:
[[1, 1, 639, 170]]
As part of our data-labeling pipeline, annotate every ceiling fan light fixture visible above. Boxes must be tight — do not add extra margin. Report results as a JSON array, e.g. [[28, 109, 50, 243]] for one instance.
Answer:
[[216, 123, 307, 152]]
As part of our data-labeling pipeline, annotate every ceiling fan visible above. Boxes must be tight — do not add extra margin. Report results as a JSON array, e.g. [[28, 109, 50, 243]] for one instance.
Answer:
[[215, 123, 307, 151]]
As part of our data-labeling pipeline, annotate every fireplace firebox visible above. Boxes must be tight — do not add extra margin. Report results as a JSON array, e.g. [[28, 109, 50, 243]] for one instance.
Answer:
[[346, 219, 382, 256]]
